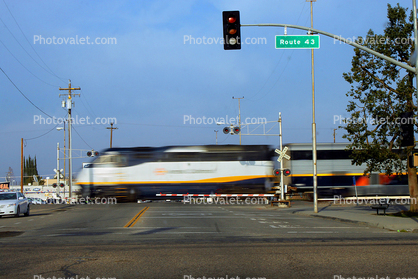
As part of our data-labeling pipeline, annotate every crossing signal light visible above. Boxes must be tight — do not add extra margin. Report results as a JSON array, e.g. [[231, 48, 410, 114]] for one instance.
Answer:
[[87, 150, 99, 157], [283, 169, 291, 176], [223, 127, 230, 134], [222, 11, 241, 50], [273, 169, 280, 176], [399, 112, 414, 147], [60, 183, 65, 188], [52, 183, 57, 188], [233, 126, 240, 134]]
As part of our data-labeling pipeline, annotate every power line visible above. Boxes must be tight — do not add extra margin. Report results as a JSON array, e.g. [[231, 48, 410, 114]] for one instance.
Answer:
[[1, 0, 66, 83], [24, 123, 60, 141], [0, 39, 59, 87], [0, 66, 53, 118], [247, 2, 308, 102], [72, 125, 93, 149]]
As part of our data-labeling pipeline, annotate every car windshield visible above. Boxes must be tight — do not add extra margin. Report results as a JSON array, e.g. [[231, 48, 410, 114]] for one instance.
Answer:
[[0, 193, 17, 200]]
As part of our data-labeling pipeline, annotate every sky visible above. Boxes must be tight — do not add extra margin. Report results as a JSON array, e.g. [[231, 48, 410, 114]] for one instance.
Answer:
[[0, 0, 414, 181]]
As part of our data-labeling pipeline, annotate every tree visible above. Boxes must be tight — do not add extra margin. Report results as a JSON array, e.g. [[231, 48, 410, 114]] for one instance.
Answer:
[[23, 155, 42, 185], [340, 4, 418, 212]]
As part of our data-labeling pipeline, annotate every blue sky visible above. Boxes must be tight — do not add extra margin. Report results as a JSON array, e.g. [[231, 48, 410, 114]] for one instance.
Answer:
[[0, 0, 413, 180]]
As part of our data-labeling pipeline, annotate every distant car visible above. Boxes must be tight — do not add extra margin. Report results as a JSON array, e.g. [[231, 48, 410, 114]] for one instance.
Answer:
[[30, 198, 45, 205], [0, 192, 30, 217]]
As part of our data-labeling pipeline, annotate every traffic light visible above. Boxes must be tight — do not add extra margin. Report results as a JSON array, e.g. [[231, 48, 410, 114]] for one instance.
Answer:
[[59, 183, 65, 188], [233, 126, 240, 134], [223, 127, 230, 134], [52, 183, 57, 188], [283, 169, 291, 176], [399, 112, 414, 147], [222, 11, 241, 50], [273, 169, 280, 176]]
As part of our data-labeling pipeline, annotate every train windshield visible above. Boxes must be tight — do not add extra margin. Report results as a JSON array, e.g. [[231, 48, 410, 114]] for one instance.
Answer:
[[93, 154, 128, 167]]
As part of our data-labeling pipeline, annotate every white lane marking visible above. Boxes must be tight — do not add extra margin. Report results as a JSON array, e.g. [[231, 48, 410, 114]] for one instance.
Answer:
[[161, 213, 213, 216]]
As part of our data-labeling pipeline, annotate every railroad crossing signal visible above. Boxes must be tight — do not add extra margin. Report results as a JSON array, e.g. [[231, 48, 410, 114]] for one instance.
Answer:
[[273, 168, 291, 176], [223, 125, 240, 135], [275, 146, 290, 162], [53, 168, 64, 179], [87, 150, 99, 157]]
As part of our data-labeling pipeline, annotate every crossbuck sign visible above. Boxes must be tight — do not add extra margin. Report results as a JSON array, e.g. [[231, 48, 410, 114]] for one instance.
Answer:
[[275, 147, 290, 162]]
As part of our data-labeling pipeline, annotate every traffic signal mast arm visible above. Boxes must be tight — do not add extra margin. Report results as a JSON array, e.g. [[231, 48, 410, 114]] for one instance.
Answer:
[[241, 23, 416, 74]]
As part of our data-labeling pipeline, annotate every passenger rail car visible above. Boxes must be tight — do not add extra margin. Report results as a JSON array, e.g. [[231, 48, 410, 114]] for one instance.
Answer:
[[283, 143, 409, 198], [76, 145, 275, 201]]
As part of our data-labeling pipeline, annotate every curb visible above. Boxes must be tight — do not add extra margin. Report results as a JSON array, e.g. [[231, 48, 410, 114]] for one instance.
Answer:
[[292, 210, 403, 231]]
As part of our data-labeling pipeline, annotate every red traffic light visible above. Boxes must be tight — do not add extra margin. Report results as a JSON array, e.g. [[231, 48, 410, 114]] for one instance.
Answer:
[[52, 183, 57, 188], [273, 169, 280, 176], [222, 11, 241, 50], [59, 183, 65, 188], [283, 169, 291, 176], [87, 151, 92, 157], [233, 126, 240, 134], [223, 127, 230, 134]]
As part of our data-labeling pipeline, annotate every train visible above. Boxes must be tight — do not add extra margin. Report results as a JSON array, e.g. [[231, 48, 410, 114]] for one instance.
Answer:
[[76, 145, 276, 201], [283, 143, 410, 198]]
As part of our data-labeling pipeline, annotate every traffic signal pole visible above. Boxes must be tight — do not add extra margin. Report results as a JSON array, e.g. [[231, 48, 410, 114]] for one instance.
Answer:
[[237, 0, 418, 212], [240, 23, 415, 73], [279, 113, 284, 201]]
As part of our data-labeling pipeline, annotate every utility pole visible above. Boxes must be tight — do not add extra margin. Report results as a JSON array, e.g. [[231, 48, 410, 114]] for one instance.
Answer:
[[59, 80, 80, 199], [333, 129, 337, 143], [307, 0, 318, 214], [21, 138, 23, 193], [106, 123, 118, 148], [214, 130, 218, 145], [63, 121, 66, 184], [57, 143, 60, 186], [233, 96, 244, 145]]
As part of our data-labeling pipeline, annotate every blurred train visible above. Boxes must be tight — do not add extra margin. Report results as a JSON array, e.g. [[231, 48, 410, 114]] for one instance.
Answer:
[[76, 145, 275, 201], [283, 143, 410, 198]]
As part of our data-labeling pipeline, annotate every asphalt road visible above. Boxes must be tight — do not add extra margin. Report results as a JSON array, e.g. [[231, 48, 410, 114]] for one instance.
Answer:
[[1, 201, 418, 279]]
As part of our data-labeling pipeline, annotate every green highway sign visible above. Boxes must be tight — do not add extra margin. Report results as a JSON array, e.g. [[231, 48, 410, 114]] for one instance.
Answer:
[[275, 35, 320, 49]]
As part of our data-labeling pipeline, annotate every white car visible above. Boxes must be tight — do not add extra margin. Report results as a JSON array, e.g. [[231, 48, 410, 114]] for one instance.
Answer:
[[0, 192, 30, 217], [29, 198, 45, 205]]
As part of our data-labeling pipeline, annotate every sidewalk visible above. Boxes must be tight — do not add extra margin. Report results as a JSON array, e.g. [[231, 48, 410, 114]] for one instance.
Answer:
[[290, 201, 418, 232]]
